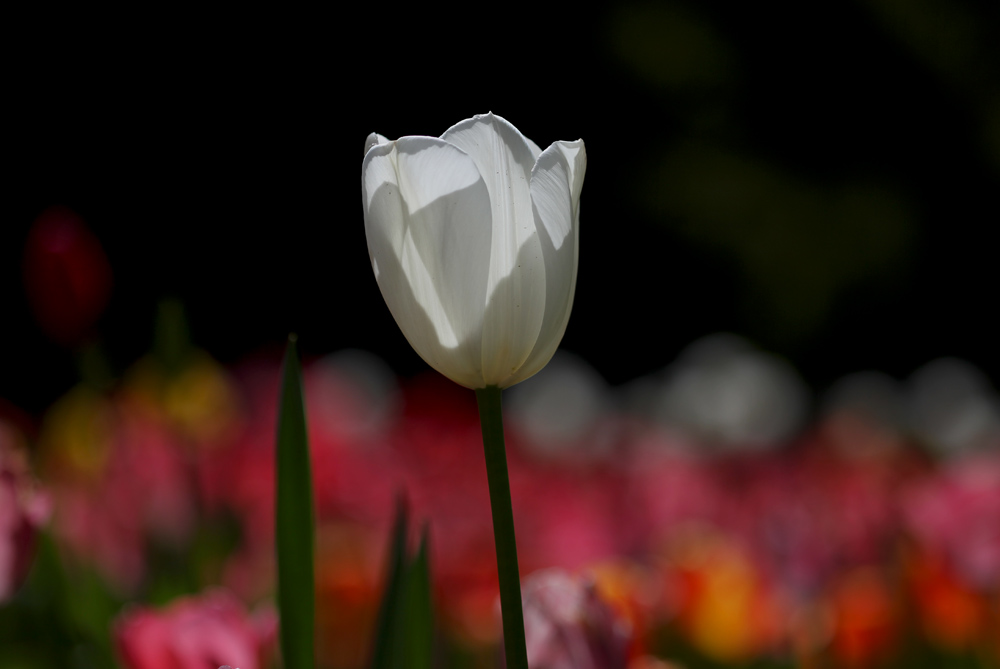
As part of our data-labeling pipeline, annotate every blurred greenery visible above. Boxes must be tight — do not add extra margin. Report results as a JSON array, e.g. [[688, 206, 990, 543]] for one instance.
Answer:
[[609, 1, 920, 346], [646, 142, 913, 341], [590, 0, 1000, 387], [370, 501, 435, 669], [0, 513, 247, 668], [0, 534, 120, 668], [610, 3, 735, 93]]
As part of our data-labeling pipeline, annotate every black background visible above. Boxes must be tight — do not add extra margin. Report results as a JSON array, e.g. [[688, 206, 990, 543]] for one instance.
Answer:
[[5, 2, 1000, 416]]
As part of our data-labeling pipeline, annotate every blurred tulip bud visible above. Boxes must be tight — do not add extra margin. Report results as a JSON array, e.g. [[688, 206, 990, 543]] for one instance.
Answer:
[[362, 113, 586, 389], [507, 351, 618, 462], [512, 568, 631, 669], [819, 371, 904, 460], [114, 589, 276, 669], [906, 358, 1000, 457], [0, 424, 51, 602], [24, 206, 112, 346], [652, 334, 808, 451]]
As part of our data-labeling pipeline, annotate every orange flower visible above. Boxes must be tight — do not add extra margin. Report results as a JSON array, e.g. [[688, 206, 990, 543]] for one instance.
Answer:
[[828, 567, 896, 668]]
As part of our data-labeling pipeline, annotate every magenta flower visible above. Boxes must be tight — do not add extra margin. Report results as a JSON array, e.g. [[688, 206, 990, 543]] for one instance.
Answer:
[[903, 453, 1000, 589], [114, 589, 276, 669]]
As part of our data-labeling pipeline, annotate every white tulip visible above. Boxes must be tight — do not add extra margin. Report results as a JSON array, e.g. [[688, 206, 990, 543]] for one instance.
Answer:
[[362, 113, 586, 389]]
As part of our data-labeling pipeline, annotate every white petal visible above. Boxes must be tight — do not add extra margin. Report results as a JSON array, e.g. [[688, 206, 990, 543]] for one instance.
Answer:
[[362, 136, 493, 388], [525, 136, 543, 161], [364, 132, 389, 157], [556, 139, 587, 224], [442, 113, 548, 386], [514, 140, 587, 385]]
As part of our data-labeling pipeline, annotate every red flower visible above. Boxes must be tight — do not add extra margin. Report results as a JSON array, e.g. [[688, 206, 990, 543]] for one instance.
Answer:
[[23, 206, 112, 346]]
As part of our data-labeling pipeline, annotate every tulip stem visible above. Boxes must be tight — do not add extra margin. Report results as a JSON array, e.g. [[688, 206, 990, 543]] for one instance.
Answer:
[[475, 385, 528, 669]]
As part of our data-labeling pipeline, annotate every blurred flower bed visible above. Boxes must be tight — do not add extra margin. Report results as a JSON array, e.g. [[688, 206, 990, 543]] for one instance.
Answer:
[[3, 329, 999, 668]]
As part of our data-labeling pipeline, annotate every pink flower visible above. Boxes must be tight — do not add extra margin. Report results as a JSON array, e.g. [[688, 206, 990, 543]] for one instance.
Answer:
[[44, 390, 197, 592], [114, 589, 276, 669], [902, 453, 1000, 589], [514, 569, 632, 669], [0, 425, 51, 602]]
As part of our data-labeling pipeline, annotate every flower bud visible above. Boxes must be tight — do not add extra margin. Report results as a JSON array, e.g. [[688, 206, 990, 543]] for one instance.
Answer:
[[23, 206, 112, 346], [362, 113, 585, 389]]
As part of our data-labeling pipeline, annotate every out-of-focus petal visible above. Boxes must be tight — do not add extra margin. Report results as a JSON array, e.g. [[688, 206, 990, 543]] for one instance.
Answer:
[[114, 589, 271, 669], [0, 430, 50, 603], [362, 136, 493, 388], [518, 568, 632, 669]]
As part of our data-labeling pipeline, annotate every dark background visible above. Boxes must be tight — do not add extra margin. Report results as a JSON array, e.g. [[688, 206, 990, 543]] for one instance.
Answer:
[[5, 1, 1000, 416]]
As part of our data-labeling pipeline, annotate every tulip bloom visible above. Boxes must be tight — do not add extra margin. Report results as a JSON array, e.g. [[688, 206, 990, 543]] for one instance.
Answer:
[[0, 432, 51, 602], [362, 113, 586, 389], [114, 589, 276, 669], [517, 569, 631, 669], [23, 206, 112, 346]]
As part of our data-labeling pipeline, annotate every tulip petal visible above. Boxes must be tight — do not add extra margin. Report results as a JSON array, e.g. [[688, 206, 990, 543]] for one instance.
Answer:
[[362, 136, 492, 388], [557, 140, 587, 225], [442, 113, 547, 386], [364, 132, 389, 157], [525, 137, 543, 161], [517, 140, 587, 384]]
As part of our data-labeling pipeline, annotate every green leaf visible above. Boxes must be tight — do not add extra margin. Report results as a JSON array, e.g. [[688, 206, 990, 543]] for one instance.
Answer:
[[404, 525, 433, 669], [369, 500, 437, 669], [369, 497, 409, 669], [276, 336, 315, 669]]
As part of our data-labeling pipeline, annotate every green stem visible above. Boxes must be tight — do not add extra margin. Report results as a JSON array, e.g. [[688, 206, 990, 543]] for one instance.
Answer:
[[475, 386, 528, 669]]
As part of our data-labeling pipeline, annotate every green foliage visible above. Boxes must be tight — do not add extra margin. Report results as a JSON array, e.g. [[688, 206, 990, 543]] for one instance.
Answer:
[[0, 533, 121, 668], [276, 336, 316, 669], [153, 298, 193, 377], [369, 499, 434, 669]]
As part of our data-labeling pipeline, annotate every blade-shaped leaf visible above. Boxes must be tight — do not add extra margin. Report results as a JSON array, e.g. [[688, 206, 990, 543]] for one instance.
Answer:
[[369, 498, 438, 669], [370, 497, 409, 669], [276, 336, 315, 669], [404, 525, 433, 669]]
